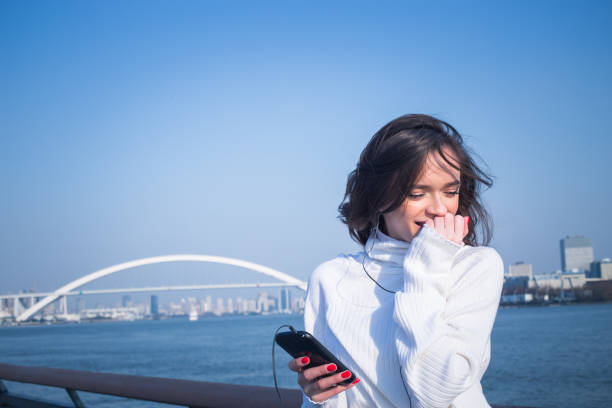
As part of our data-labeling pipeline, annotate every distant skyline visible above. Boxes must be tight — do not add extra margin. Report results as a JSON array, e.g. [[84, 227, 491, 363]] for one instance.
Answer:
[[2, 1, 612, 296]]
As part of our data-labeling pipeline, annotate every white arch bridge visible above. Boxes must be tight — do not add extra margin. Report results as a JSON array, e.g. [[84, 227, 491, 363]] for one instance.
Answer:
[[1, 255, 307, 322]]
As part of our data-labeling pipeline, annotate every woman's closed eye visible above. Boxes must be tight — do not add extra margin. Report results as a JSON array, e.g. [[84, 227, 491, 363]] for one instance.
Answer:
[[407, 190, 459, 199]]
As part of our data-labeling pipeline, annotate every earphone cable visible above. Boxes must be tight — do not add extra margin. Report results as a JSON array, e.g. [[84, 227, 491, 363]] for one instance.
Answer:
[[362, 223, 397, 294], [272, 324, 297, 408]]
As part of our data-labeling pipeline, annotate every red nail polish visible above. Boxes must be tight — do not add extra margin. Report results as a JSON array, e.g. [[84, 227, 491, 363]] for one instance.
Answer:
[[466, 216, 470, 224], [341, 370, 351, 379], [326, 363, 337, 372], [352, 378, 360, 384], [301, 357, 310, 364]]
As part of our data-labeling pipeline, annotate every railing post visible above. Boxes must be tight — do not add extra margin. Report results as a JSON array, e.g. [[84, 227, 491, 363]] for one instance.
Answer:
[[66, 388, 85, 408]]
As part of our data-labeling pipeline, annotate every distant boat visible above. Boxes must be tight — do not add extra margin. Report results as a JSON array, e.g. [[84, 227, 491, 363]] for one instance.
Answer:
[[189, 308, 198, 321]]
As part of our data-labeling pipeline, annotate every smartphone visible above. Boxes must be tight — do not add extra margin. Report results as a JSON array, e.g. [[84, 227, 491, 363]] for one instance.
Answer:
[[274, 330, 356, 385]]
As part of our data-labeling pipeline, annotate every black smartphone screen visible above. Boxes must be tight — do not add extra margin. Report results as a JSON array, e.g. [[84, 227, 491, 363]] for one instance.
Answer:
[[274, 330, 356, 385]]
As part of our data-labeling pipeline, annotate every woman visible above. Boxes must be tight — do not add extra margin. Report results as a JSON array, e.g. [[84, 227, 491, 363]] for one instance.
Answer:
[[289, 114, 504, 408]]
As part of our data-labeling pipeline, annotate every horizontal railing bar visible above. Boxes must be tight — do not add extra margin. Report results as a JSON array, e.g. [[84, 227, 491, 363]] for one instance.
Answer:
[[0, 363, 302, 408], [0, 362, 538, 408]]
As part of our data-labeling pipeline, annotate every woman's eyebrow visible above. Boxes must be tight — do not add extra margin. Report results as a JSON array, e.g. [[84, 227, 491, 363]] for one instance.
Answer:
[[411, 181, 461, 190]]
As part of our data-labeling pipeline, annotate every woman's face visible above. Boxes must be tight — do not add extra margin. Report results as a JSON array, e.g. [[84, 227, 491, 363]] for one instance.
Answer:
[[383, 148, 461, 242]]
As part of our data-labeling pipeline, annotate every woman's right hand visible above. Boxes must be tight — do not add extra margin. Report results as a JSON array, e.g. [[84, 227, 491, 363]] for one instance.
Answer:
[[288, 356, 360, 403], [424, 213, 469, 245]]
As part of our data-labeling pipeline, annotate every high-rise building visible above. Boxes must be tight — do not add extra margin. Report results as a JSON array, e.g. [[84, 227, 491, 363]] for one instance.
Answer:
[[216, 297, 224, 315], [205, 296, 212, 313], [292, 297, 305, 314], [279, 287, 292, 313], [560, 235, 594, 272], [507, 262, 533, 278], [257, 292, 269, 313], [234, 297, 244, 314], [122, 295, 132, 308], [200, 298, 209, 314], [150, 295, 159, 319]]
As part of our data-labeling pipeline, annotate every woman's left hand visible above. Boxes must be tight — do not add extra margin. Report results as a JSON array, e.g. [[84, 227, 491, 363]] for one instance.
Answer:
[[425, 213, 469, 245]]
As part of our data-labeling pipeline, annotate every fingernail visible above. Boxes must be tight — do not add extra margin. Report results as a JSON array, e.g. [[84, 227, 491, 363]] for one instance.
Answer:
[[301, 357, 310, 364], [326, 363, 337, 372], [341, 370, 351, 379], [352, 378, 360, 384], [466, 216, 470, 223]]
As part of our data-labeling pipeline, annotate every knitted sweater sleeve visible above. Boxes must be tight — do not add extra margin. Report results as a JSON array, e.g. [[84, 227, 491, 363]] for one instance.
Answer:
[[393, 225, 503, 408], [301, 258, 341, 407]]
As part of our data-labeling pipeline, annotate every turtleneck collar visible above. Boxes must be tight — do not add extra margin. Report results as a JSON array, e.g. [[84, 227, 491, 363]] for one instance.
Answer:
[[364, 228, 411, 267]]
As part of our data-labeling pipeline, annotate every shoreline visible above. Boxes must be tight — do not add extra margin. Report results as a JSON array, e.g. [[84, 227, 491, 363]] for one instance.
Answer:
[[498, 299, 612, 309]]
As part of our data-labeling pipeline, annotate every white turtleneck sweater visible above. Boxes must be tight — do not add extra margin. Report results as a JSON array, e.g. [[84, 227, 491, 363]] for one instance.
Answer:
[[301, 225, 504, 408]]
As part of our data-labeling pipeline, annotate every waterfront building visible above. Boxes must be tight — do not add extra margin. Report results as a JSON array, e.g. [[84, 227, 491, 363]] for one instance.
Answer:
[[150, 295, 159, 318], [256, 292, 269, 313], [247, 299, 257, 313], [561, 272, 586, 289], [589, 258, 612, 279], [501, 293, 534, 304], [534, 271, 586, 289], [215, 297, 224, 315], [279, 287, 292, 313], [0, 299, 9, 315], [186, 297, 197, 314], [507, 262, 533, 278], [534, 272, 562, 289], [269, 295, 275, 311], [200, 298, 209, 314], [560, 235, 594, 272], [291, 297, 305, 313], [82, 307, 140, 320], [121, 295, 132, 308], [168, 301, 183, 315], [503, 276, 532, 292], [503, 263, 535, 293], [584, 279, 612, 301], [205, 296, 213, 313], [234, 297, 247, 314]]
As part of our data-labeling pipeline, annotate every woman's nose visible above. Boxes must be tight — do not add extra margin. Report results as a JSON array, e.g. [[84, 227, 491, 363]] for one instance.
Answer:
[[426, 195, 447, 216]]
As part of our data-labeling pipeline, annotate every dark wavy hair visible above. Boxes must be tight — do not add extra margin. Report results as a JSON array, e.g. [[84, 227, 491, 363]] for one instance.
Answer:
[[338, 114, 493, 247]]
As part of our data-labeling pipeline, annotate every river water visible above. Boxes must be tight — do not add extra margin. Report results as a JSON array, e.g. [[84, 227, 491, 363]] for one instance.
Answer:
[[1, 303, 611, 407]]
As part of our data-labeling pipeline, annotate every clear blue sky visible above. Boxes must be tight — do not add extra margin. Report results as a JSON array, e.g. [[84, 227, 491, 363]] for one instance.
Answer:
[[1, 0, 611, 297]]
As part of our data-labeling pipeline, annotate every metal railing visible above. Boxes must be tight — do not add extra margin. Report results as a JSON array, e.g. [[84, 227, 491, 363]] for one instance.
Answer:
[[0, 363, 300, 408], [0, 363, 534, 408]]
